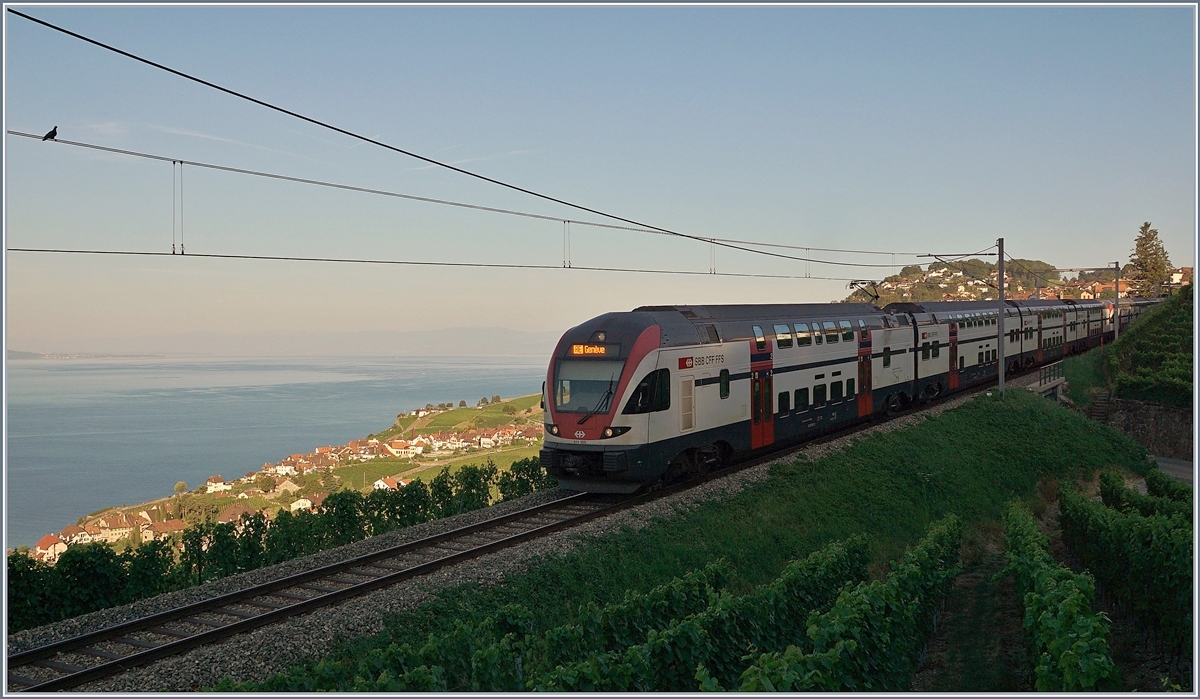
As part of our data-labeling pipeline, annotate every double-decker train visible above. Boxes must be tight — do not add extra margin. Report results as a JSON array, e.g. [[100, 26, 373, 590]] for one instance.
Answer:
[[539, 297, 1158, 493]]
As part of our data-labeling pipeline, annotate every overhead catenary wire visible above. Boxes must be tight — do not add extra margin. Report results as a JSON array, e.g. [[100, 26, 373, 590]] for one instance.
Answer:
[[5, 247, 860, 281], [4, 10, 934, 271], [7, 130, 925, 269]]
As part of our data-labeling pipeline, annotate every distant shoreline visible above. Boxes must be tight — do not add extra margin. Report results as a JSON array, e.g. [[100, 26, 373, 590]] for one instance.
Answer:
[[8, 350, 167, 360]]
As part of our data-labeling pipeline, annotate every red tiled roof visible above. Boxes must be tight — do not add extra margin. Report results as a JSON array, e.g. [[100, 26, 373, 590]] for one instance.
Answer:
[[35, 534, 64, 551]]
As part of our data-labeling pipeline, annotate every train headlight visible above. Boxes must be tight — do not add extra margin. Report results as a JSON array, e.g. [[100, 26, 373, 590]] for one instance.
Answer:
[[601, 426, 631, 439], [547, 424, 559, 436]]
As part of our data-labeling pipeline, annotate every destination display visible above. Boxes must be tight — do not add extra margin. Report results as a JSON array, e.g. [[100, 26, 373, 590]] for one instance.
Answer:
[[569, 343, 620, 357]]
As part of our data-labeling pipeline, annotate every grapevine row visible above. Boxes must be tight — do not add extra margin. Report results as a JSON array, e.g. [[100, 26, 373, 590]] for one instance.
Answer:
[[708, 514, 962, 692], [1099, 471, 1191, 520], [1058, 483, 1192, 656], [1145, 466, 1193, 503], [999, 501, 1117, 690], [534, 536, 871, 691]]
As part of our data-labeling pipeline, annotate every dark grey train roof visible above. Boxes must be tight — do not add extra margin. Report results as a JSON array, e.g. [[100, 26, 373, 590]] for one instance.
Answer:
[[632, 303, 882, 320]]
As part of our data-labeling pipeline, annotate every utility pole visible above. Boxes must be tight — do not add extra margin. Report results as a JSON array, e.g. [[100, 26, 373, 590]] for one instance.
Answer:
[[1113, 261, 1121, 342], [997, 237, 1005, 396]]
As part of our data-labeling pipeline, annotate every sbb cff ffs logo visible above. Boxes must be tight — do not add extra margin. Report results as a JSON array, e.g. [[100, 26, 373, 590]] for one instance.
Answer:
[[678, 357, 694, 369]]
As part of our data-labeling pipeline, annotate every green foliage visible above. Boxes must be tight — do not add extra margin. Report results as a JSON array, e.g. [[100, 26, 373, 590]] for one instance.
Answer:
[[1058, 484, 1192, 657], [999, 501, 1118, 691], [1145, 467, 1193, 503], [233, 562, 731, 691], [1062, 348, 1106, 408], [1105, 285, 1192, 407], [54, 543, 129, 619], [1128, 222, 1172, 293], [534, 538, 871, 691], [7, 457, 558, 634], [212, 391, 1143, 690], [6, 554, 58, 631], [729, 515, 962, 691], [497, 457, 558, 500], [1098, 471, 1191, 520]]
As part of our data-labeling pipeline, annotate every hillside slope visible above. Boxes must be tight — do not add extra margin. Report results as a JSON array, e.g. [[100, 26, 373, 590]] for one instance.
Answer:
[[1106, 286, 1193, 408]]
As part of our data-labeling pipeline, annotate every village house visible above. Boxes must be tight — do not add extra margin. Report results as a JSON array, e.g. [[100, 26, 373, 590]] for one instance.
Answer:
[[33, 534, 67, 564], [143, 519, 186, 542], [59, 524, 91, 546], [372, 476, 411, 490], [217, 504, 257, 530], [205, 475, 232, 494], [288, 498, 312, 513]]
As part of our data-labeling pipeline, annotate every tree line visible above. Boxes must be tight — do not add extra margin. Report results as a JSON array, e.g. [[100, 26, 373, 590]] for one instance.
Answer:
[[8, 459, 557, 634]]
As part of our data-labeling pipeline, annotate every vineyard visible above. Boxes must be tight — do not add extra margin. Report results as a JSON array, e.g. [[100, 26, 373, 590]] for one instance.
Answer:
[[205, 389, 1153, 691], [1000, 501, 1117, 690], [1058, 470, 1193, 686], [1105, 284, 1193, 408], [7, 458, 557, 633], [223, 526, 964, 692]]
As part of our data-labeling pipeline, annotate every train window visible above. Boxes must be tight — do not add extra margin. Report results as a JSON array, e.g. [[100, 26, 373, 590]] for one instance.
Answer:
[[795, 323, 812, 346], [830, 381, 843, 401], [774, 324, 793, 349], [778, 391, 790, 414], [752, 326, 766, 352], [840, 320, 854, 341], [622, 368, 671, 415], [897, 315, 910, 326], [932, 342, 940, 358], [978, 351, 984, 364], [959, 356, 965, 370], [883, 346, 892, 367], [846, 378, 855, 396], [795, 388, 808, 410], [719, 369, 730, 399], [823, 321, 839, 344], [813, 384, 827, 406], [701, 324, 720, 343], [858, 319, 868, 340], [752, 379, 761, 424], [922, 342, 930, 360], [812, 321, 823, 344]]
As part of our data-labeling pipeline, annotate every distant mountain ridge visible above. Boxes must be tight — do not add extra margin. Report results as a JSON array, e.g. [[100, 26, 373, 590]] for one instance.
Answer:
[[9, 327, 561, 358]]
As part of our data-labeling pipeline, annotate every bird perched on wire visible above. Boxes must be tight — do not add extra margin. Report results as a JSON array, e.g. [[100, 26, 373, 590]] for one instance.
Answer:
[[42, 126, 57, 141]]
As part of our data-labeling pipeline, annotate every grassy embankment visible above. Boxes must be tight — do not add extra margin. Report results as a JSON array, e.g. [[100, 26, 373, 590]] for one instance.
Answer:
[[229, 389, 1147, 691], [1064, 286, 1193, 409]]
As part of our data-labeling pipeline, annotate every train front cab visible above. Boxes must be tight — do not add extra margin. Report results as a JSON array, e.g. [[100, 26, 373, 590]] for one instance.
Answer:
[[539, 313, 668, 493]]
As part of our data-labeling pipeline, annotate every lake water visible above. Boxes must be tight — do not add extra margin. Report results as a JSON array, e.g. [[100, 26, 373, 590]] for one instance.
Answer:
[[5, 355, 547, 549]]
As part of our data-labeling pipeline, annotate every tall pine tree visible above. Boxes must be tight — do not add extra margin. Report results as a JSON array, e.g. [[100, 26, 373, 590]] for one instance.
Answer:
[[1128, 221, 1171, 296]]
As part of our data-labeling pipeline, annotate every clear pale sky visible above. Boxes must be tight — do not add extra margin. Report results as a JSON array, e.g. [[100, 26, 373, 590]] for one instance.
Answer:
[[4, 5, 1196, 355]]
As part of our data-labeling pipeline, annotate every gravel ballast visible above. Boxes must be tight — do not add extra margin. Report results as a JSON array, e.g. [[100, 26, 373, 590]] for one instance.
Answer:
[[12, 379, 1036, 691]]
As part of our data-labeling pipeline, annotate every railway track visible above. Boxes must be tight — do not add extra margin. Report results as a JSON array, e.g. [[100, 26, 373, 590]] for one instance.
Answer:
[[7, 375, 1020, 692], [6, 492, 627, 692]]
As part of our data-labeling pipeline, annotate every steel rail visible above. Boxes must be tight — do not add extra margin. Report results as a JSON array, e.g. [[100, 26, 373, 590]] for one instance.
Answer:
[[7, 493, 617, 691]]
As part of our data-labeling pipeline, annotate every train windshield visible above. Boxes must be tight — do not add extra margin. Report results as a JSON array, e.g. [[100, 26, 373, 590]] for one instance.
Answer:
[[554, 360, 624, 413]]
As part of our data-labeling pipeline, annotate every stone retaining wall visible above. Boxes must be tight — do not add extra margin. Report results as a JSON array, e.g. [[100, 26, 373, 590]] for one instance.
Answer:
[[1106, 398, 1193, 461]]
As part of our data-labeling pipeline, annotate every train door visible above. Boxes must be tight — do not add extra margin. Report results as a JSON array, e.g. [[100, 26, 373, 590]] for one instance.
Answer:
[[750, 371, 774, 448], [856, 321, 873, 417], [1036, 313, 1044, 364], [947, 321, 959, 391]]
